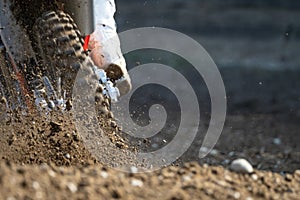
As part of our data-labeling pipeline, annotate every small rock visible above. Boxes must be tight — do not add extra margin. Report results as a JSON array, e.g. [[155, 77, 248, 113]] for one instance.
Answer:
[[222, 159, 230, 165], [32, 181, 40, 190], [50, 121, 62, 132], [0, 96, 7, 104], [209, 149, 219, 156], [230, 158, 254, 174], [130, 166, 138, 173], [228, 151, 235, 157], [251, 174, 258, 181], [110, 121, 117, 128], [64, 153, 71, 159], [273, 138, 281, 145], [131, 179, 143, 187], [100, 171, 109, 179], [39, 163, 49, 171], [67, 182, 77, 193], [199, 147, 208, 153], [48, 170, 56, 178], [182, 175, 192, 182], [224, 175, 233, 183], [151, 143, 159, 148], [285, 174, 293, 182], [233, 192, 241, 199], [216, 180, 227, 187]]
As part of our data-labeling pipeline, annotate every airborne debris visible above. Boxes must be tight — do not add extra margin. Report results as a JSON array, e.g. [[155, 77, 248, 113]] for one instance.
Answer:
[[50, 121, 62, 132]]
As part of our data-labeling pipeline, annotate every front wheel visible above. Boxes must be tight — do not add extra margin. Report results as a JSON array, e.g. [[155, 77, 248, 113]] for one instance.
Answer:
[[33, 11, 111, 114]]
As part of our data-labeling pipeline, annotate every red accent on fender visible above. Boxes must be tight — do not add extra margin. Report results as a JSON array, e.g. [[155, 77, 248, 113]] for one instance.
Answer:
[[83, 35, 90, 51], [7, 56, 33, 111]]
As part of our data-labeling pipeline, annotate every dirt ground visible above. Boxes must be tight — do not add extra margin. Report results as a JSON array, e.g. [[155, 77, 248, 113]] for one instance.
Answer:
[[0, 106, 299, 199]]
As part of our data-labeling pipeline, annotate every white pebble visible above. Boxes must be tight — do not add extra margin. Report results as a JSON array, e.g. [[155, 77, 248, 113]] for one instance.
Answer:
[[100, 171, 109, 179], [32, 181, 40, 190], [130, 166, 138, 173], [67, 182, 78, 193], [209, 149, 219, 156], [222, 159, 230, 165], [251, 174, 258, 181], [233, 192, 241, 199], [273, 138, 281, 145], [64, 153, 71, 159], [199, 147, 208, 153], [228, 151, 235, 157], [230, 158, 254, 174], [48, 170, 56, 178], [131, 179, 143, 187], [182, 175, 192, 182]]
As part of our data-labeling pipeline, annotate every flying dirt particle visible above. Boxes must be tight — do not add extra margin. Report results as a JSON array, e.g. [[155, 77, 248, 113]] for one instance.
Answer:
[[50, 121, 62, 132], [0, 97, 7, 104], [110, 120, 117, 128], [8, 134, 16, 145]]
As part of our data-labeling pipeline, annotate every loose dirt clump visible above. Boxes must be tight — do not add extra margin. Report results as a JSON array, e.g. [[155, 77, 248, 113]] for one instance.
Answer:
[[0, 110, 127, 166]]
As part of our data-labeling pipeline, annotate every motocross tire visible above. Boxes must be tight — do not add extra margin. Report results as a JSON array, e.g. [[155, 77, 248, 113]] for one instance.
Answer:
[[33, 10, 111, 115]]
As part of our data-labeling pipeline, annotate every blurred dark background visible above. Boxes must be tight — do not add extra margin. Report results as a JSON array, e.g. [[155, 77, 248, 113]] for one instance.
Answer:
[[115, 0, 300, 116]]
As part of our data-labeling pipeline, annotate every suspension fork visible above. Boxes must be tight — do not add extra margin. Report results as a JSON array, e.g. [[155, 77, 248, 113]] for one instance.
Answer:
[[0, 35, 33, 110]]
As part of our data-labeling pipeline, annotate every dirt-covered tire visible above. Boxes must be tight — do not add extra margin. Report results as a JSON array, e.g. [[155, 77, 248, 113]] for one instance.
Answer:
[[33, 11, 84, 99], [33, 10, 111, 115]]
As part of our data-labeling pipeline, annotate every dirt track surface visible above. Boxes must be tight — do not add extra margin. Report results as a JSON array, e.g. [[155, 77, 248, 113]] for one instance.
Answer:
[[0, 161, 299, 200], [0, 110, 299, 200]]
